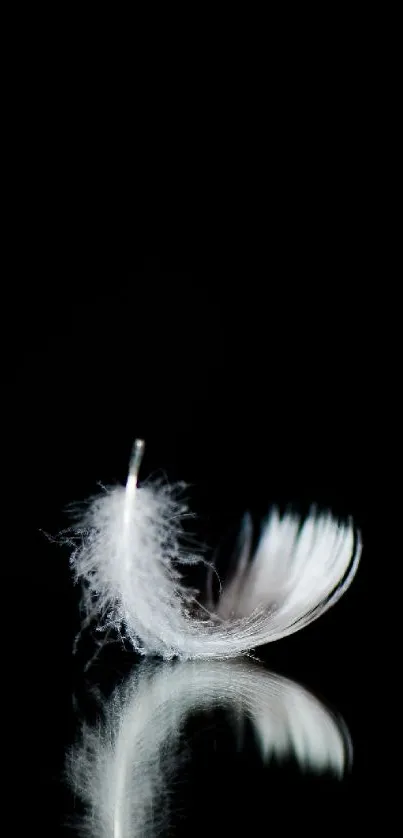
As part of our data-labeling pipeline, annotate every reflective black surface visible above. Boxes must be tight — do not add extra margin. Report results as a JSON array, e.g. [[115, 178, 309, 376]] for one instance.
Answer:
[[9, 284, 377, 834]]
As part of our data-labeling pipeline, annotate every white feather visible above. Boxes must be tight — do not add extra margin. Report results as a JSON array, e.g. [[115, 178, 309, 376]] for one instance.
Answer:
[[67, 441, 361, 659], [69, 660, 351, 837]]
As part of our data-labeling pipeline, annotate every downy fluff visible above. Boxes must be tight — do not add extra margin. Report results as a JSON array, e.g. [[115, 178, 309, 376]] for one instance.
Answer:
[[67, 440, 362, 659]]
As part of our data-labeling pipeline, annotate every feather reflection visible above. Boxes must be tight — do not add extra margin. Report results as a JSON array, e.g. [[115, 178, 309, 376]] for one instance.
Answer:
[[68, 661, 352, 836]]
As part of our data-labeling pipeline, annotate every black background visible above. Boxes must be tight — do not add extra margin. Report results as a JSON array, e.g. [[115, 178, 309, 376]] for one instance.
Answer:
[[5, 19, 394, 828], [9, 264, 383, 835]]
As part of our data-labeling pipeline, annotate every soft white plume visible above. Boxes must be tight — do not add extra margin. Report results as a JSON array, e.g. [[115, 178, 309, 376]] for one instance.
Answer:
[[67, 440, 361, 659], [69, 661, 351, 837]]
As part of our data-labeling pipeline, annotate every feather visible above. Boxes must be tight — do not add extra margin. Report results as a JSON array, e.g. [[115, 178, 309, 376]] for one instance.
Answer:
[[66, 440, 361, 660], [68, 660, 351, 837]]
